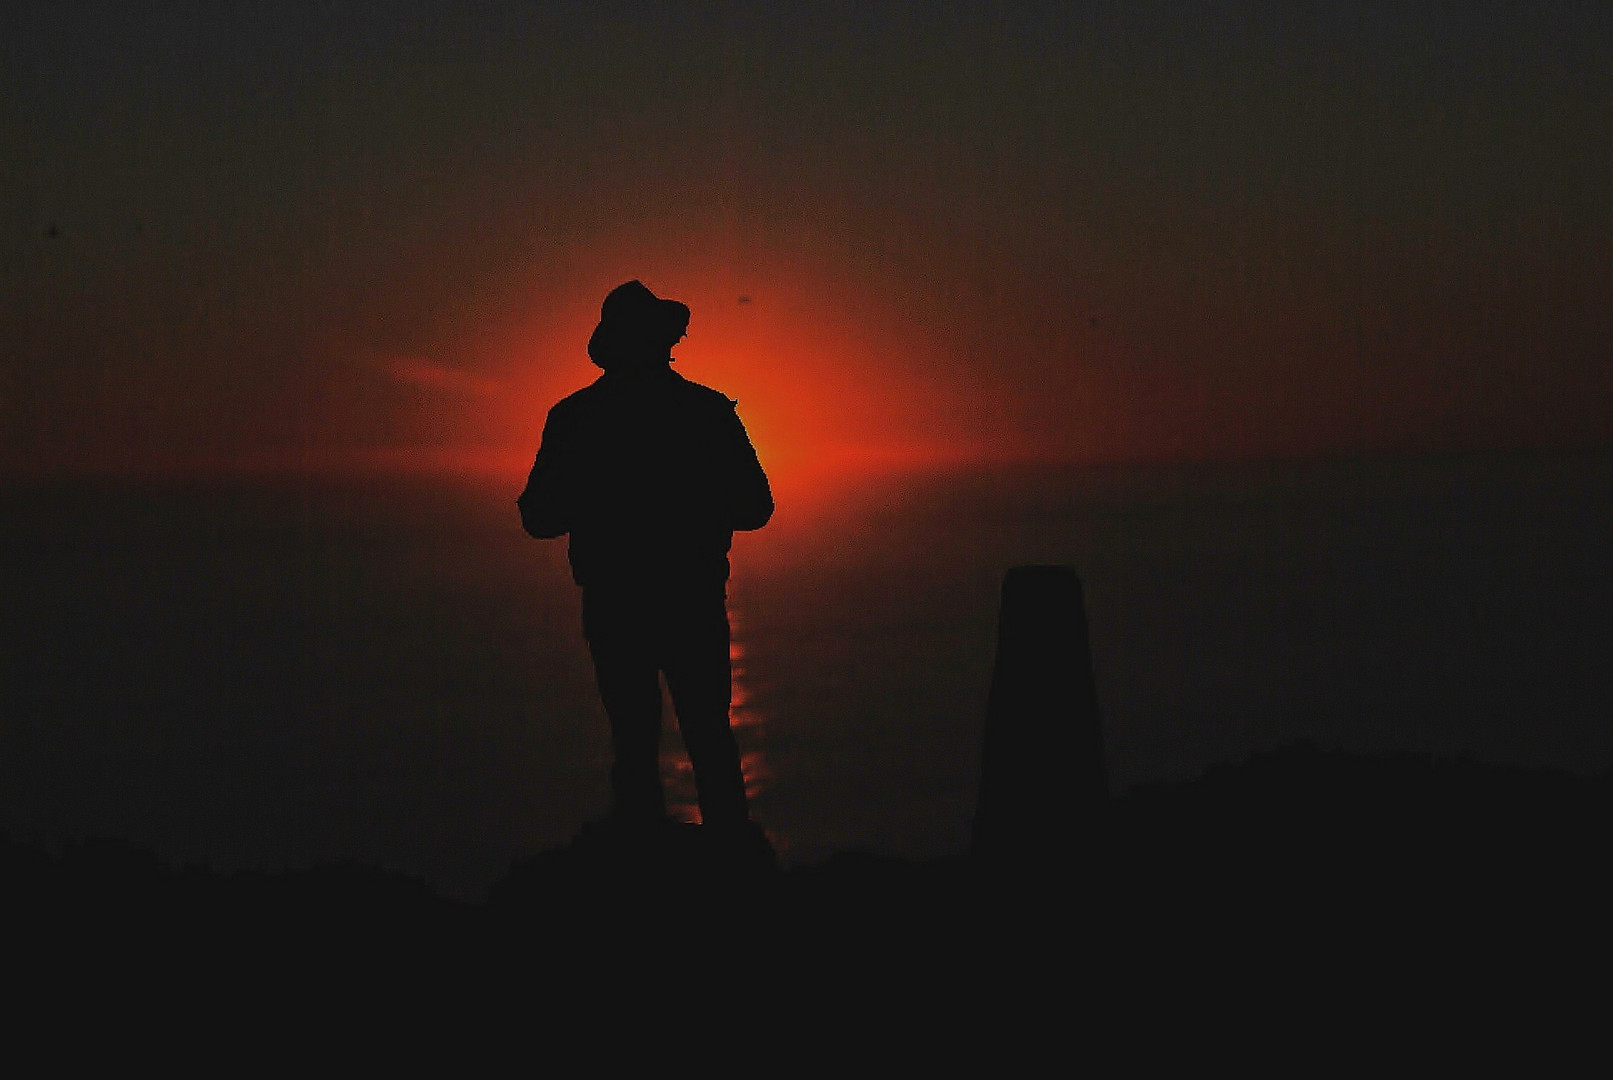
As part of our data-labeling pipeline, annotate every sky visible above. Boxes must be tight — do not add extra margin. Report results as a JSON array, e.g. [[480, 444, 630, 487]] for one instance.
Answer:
[[5, 1, 1610, 482]]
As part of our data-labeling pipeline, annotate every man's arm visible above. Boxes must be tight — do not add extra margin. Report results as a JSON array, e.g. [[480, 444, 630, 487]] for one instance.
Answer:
[[516, 407, 574, 539], [725, 402, 774, 532]]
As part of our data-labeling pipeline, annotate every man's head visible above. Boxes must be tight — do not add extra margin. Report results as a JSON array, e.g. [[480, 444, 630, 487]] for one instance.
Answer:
[[587, 280, 691, 369]]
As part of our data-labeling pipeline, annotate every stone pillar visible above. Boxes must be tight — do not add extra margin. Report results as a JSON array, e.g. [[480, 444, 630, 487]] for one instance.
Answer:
[[971, 565, 1106, 866]]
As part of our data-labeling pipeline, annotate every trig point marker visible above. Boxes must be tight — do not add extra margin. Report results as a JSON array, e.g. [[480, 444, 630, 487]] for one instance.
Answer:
[[971, 565, 1106, 866]]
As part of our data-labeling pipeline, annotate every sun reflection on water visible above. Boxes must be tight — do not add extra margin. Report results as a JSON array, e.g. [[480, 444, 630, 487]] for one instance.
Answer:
[[662, 599, 768, 825]]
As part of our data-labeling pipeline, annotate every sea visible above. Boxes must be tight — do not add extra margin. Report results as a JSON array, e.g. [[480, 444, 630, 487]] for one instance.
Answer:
[[4, 447, 1610, 901]]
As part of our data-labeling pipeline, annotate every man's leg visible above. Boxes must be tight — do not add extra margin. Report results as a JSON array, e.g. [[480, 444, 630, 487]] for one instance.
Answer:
[[661, 590, 749, 826], [583, 589, 666, 823]]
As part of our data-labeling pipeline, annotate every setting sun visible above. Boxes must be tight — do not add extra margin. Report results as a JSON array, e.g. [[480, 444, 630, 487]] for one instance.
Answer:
[[468, 244, 1002, 507]]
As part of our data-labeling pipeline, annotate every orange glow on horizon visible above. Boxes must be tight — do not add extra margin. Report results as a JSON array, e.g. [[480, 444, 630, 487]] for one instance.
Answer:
[[38, 243, 1041, 492], [465, 244, 1019, 506]]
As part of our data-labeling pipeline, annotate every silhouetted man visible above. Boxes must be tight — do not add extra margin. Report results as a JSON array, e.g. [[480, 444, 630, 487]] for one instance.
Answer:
[[517, 281, 774, 837]]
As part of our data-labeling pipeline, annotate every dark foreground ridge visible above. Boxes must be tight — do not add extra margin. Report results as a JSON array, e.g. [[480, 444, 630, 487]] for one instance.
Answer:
[[8, 746, 1610, 995]]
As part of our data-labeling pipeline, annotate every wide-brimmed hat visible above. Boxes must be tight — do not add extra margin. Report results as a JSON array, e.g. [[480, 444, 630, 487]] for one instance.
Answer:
[[587, 280, 690, 367]]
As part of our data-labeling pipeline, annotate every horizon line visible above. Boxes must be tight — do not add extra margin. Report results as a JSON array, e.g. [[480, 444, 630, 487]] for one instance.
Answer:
[[3, 437, 1608, 485]]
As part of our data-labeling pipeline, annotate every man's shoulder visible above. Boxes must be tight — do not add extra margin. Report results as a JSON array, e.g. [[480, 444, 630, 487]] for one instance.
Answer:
[[546, 372, 737, 425], [669, 372, 739, 411], [547, 378, 609, 419]]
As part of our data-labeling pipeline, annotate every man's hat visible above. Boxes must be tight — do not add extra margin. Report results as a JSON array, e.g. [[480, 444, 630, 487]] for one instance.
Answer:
[[587, 280, 691, 367]]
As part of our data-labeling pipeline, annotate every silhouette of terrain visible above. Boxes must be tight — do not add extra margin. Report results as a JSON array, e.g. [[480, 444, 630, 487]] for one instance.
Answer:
[[9, 744, 1606, 1020]]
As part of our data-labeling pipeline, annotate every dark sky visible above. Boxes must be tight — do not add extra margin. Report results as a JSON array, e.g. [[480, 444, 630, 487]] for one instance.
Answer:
[[5, 1, 1610, 478]]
